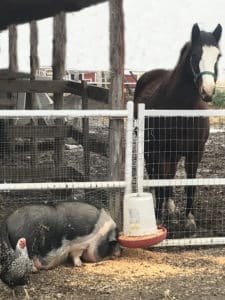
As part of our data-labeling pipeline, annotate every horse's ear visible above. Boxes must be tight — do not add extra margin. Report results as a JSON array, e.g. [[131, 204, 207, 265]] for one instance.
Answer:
[[191, 23, 200, 44], [213, 24, 222, 42]]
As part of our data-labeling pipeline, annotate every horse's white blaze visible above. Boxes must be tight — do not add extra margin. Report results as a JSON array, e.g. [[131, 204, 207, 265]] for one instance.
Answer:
[[199, 45, 220, 96]]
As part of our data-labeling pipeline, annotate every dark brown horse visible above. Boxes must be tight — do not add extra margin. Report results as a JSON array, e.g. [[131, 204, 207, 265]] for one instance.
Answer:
[[134, 24, 222, 232]]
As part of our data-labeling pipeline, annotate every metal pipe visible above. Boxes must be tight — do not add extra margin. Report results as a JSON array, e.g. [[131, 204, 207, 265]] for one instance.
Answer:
[[143, 177, 225, 187], [137, 103, 145, 193], [124, 101, 134, 194], [153, 237, 225, 247], [144, 109, 225, 117], [0, 109, 128, 118], [0, 181, 126, 191]]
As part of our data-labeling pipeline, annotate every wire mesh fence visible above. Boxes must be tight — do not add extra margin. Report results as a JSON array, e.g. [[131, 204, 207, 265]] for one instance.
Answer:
[[0, 106, 133, 231], [1, 103, 225, 246], [136, 107, 225, 241]]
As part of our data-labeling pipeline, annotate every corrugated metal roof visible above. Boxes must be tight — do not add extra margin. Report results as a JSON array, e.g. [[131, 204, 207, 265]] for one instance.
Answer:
[[0, 0, 108, 30]]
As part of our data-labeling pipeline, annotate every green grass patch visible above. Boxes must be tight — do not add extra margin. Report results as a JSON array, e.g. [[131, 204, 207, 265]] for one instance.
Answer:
[[212, 90, 225, 107]]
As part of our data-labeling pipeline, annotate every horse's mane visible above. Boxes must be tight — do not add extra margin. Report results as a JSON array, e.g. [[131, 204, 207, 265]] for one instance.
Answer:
[[172, 42, 191, 75], [164, 42, 192, 97], [134, 42, 192, 101]]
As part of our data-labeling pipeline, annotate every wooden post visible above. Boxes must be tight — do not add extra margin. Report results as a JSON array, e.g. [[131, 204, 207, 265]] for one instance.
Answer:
[[52, 12, 66, 168], [8, 24, 18, 155], [82, 80, 90, 181], [108, 0, 125, 227], [9, 24, 18, 72], [29, 21, 39, 171], [27, 20, 39, 109]]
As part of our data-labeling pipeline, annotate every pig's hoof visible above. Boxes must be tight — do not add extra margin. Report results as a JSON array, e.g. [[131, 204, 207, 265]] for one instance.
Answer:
[[73, 257, 83, 267], [32, 257, 42, 272], [32, 265, 39, 273]]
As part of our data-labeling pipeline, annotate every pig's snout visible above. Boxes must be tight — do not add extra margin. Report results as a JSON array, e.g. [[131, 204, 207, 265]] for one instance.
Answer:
[[110, 243, 121, 259]]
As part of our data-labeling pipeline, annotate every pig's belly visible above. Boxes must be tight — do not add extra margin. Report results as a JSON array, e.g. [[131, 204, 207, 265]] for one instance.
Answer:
[[41, 235, 96, 265]]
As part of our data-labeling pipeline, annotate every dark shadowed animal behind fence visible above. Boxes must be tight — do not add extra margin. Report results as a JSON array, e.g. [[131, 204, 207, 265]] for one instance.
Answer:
[[134, 23, 222, 233]]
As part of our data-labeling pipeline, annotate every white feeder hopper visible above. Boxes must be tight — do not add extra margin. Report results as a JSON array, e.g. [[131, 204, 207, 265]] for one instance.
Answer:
[[123, 192, 157, 236], [119, 192, 167, 248]]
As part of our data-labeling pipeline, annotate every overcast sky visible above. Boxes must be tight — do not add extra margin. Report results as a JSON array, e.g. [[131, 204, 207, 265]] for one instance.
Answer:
[[0, 0, 225, 78]]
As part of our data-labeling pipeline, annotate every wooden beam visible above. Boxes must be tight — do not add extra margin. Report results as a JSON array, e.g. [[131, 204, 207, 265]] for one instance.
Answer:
[[0, 69, 30, 80], [8, 25, 18, 72], [0, 0, 108, 30], [28, 20, 40, 167], [86, 84, 108, 103], [8, 24, 18, 154], [0, 80, 109, 102], [27, 20, 39, 109], [53, 12, 66, 166], [0, 166, 84, 183], [7, 125, 68, 139], [108, 0, 125, 227], [82, 80, 90, 181], [30, 21, 39, 80], [108, 0, 124, 110], [70, 127, 108, 157], [0, 80, 75, 93]]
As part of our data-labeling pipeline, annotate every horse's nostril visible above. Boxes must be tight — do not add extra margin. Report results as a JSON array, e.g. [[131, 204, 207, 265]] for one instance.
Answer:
[[201, 92, 212, 102], [200, 88, 214, 102]]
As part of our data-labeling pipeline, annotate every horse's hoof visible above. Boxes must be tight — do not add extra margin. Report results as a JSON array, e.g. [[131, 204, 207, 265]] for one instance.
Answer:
[[185, 213, 197, 233], [165, 198, 176, 215]]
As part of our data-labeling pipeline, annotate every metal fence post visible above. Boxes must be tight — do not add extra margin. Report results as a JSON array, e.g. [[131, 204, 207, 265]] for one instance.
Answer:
[[137, 103, 145, 194], [124, 101, 134, 194]]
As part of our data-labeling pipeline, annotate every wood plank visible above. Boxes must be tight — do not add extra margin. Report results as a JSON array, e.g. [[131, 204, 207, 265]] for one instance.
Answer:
[[7, 125, 68, 139], [71, 127, 108, 157], [0, 166, 84, 183], [86, 84, 108, 103], [0, 80, 109, 103], [0, 79, 77, 93], [15, 140, 55, 152], [0, 69, 30, 80], [0, 96, 16, 108], [0, 0, 108, 31]]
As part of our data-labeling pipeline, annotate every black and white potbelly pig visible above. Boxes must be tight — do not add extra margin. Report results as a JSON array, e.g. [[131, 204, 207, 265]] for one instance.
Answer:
[[5, 202, 120, 271]]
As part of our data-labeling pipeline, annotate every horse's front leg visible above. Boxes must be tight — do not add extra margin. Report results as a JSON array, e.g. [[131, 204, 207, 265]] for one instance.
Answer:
[[163, 160, 179, 215], [154, 160, 176, 224], [155, 186, 173, 224], [184, 154, 202, 233]]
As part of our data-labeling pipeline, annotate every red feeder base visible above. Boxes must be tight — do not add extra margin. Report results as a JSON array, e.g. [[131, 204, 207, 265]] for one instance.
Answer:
[[118, 226, 167, 248]]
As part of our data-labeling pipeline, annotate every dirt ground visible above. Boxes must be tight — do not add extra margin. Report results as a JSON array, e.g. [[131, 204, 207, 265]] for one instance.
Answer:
[[2, 247, 225, 300]]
